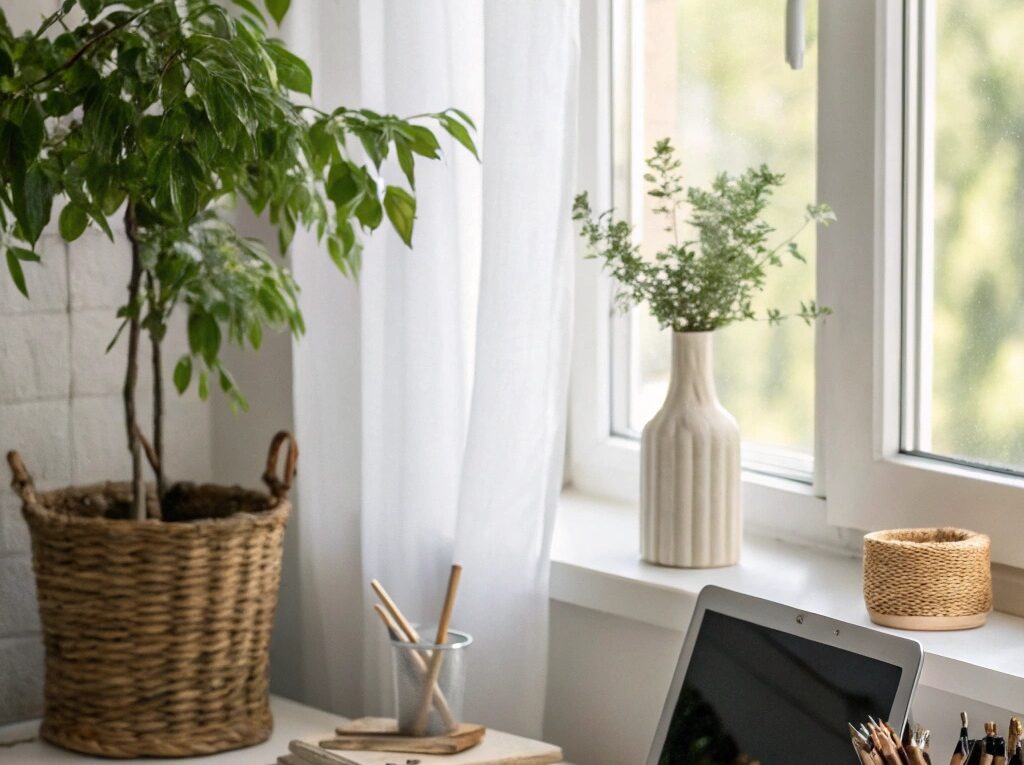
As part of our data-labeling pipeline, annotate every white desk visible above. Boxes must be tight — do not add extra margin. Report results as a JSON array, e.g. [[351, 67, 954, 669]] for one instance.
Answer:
[[0, 696, 570, 764]]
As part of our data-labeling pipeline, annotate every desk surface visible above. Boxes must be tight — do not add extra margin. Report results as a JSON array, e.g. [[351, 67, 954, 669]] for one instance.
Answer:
[[0, 696, 570, 765]]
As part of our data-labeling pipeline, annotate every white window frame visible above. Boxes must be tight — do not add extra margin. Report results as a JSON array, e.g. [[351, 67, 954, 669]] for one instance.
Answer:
[[569, 0, 1024, 569]]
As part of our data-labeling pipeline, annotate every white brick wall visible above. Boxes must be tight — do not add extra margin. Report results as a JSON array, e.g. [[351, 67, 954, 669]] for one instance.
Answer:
[[0, 227, 213, 724]]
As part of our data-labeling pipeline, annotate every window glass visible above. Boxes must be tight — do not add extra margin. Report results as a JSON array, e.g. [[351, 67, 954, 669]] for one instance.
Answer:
[[626, 0, 819, 477], [905, 1, 1024, 473]]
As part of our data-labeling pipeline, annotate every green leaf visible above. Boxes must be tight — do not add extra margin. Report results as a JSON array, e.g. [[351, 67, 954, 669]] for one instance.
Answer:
[[87, 207, 115, 241], [198, 370, 209, 401], [395, 140, 415, 189], [355, 193, 382, 231], [79, 0, 102, 19], [265, 0, 290, 25], [44, 91, 75, 117], [13, 164, 53, 245], [173, 356, 192, 394], [326, 162, 360, 208], [439, 115, 479, 160], [11, 247, 42, 264], [58, 203, 89, 242], [19, 101, 44, 161], [152, 147, 200, 222], [187, 312, 222, 363], [326, 234, 348, 275], [248, 322, 262, 349], [265, 41, 311, 95], [383, 186, 416, 247], [160, 61, 186, 109], [5, 249, 27, 297], [231, 0, 266, 24], [403, 125, 441, 159], [448, 108, 477, 130]]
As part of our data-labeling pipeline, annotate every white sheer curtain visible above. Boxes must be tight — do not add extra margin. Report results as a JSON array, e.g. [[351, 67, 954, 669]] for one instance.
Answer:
[[358, 1, 580, 737]]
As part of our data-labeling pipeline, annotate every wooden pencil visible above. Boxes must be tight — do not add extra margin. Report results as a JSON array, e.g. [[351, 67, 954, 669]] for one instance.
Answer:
[[410, 564, 463, 736], [371, 579, 422, 643]]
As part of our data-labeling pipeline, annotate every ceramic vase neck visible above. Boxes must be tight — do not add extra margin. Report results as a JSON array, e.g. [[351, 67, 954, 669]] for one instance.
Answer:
[[664, 331, 718, 407]]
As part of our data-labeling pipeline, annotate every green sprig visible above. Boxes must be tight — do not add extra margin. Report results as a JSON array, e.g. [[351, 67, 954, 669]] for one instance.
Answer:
[[574, 138, 834, 333]]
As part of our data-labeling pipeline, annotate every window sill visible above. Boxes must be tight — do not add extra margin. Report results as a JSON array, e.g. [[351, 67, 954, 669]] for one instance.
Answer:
[[551, 490, 1024, 712]]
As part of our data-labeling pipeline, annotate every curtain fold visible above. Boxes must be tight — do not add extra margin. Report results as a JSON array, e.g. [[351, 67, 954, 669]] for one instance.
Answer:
[[284, 0, 579, 734], [356, 0, 483, 720], [450, 2, 580, 735], [359, 0, 580, 737]]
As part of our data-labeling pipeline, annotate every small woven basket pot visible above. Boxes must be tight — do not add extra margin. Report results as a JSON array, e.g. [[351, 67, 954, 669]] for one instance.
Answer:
[[863, 528, 992, 631], [6, 431, 298, 758]]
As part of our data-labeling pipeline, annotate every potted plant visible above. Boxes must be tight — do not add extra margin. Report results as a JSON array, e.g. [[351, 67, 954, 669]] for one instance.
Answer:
[[1, 0, 475, 757], [574, 139, 833, 568]]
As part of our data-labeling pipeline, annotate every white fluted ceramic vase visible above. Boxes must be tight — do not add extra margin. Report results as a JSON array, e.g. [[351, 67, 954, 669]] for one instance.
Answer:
[[640, 331, 741, 568]]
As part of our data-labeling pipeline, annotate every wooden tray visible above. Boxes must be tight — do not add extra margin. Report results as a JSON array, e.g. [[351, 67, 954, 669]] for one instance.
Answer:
[[322, 717, 486, 754], [286, 727, 563, 765]]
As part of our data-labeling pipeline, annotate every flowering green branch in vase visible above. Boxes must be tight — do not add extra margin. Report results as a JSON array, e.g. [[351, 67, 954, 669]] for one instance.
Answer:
[[573, 138, 836, 332]]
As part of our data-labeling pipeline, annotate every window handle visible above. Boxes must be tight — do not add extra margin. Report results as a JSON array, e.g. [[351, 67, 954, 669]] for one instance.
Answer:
[[786, 0, 806, 70]]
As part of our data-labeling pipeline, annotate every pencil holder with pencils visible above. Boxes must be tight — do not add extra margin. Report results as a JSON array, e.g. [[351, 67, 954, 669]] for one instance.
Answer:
[[392, 629, 472, 736]]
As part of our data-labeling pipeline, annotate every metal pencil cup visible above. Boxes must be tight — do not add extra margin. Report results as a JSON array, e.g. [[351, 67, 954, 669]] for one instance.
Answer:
[[391, 629, 472, 737]]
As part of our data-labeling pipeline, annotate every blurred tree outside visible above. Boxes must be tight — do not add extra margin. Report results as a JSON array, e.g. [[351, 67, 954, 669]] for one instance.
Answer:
[[928, 0, 1024, 471], [631, 0, 1024, 474]]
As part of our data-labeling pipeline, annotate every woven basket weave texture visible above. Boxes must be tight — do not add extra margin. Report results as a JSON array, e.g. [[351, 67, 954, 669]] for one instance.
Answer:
[[8, 432, 296, 758], [863, 527, 992, 620]]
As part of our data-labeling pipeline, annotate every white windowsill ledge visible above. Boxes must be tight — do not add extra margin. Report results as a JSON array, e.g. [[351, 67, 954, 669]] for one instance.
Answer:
[[550, 490, 1024, 713]]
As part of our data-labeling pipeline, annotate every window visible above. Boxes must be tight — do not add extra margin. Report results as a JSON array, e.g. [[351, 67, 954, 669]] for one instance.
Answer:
[[903, 0, 1024, 475], [613, 0, 820, 482], [571, 0, 1024, 570]]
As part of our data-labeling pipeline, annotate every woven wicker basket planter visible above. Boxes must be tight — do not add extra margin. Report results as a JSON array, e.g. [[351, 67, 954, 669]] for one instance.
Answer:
[[863, 527, 992, 631], [6, 431, 298, 758]]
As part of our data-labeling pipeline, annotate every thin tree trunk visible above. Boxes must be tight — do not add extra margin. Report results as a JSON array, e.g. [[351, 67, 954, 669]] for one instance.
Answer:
[[147, 274, 165, 505], [124, 203, 146, 521]]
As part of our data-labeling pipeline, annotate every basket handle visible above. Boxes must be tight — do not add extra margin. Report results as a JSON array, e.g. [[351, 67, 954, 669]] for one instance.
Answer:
[[262, 430, 299, 502], [6, 450, 37, 504]]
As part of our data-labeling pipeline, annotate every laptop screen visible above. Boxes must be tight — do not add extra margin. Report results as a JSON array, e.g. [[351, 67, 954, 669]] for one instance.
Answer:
[[658, 609, 904, 765]]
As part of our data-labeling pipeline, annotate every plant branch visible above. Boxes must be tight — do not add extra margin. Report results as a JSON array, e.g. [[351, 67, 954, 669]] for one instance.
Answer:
[[145, 272, 166, 505], [135, 424, 160, 478], [27, 11, 143, 91], [33, 7, 69, 40], [757, 219, 812, 269], [123, 202, 146, 521]]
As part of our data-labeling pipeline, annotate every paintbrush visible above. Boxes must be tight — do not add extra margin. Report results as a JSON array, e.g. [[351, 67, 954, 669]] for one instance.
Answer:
[[981, 723, 997, 765], [1009, 737, 1023, 765], [1008, 719, 1022, 761], [992, 723, 1008, 765], [952, 714, 972, 765]]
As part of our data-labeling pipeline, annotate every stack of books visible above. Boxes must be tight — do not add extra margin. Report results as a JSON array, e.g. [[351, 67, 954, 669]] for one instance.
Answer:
[[278, 717, 564, 765]]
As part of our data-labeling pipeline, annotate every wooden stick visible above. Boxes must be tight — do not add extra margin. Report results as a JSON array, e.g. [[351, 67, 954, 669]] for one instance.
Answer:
[[371, 579, 422, 643], [371, 604, 456, 729], [410, 565, 463, 736]]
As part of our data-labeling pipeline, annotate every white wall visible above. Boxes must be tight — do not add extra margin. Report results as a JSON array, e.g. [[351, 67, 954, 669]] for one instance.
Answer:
[[543, 601, 1018, 765]]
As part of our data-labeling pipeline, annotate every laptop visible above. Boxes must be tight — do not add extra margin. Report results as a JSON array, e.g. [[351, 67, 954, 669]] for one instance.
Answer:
[[647, 585, 924, 765]]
